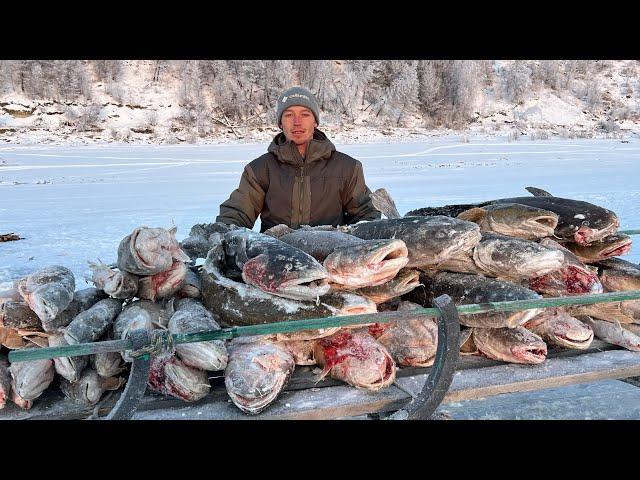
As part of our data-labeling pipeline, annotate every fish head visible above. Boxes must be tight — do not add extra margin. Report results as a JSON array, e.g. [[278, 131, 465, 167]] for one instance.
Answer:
[[324, 239, 409, 288], [593, 234, 633, 260], [30, 284, 72, 322], [241, 253, 330, 301], [482, 203, 559, 239], [573, 211, 620, 245], [547, 314, 594, 349], [509, 337, 547, 364]]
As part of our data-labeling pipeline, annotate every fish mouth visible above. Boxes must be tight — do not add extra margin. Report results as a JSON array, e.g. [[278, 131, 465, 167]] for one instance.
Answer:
[[600, 241, 633, 259], [553, 329, 594, 349], [511, 345, 547, 364]]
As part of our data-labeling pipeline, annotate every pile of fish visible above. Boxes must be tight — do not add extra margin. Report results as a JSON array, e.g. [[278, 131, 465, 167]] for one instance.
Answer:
[[1, 186, 638, 417]]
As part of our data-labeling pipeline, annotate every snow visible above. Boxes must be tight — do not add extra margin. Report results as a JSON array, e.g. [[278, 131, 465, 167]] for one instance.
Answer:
[[1, 136, 639, 289]]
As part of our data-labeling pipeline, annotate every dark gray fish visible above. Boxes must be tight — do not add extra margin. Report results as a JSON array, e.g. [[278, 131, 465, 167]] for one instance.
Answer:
[[42, 288, 108, 333], [529, 238, 603, 296], [563, 233, 632, 263], [137, 260, 188, 301], [180, 222, 239, 260], [457, 203, 558, 240], [225, 340, 295, 414], [342, 216, 481, 268], [595, 257, 640, 292], [472, 327, 547, 364], [356, 269, 421, 304], [87, 260, 139, 298], [148, 352, 211, 402], [223, 228, 329, 301], [578, 316, 640, 351], [60, 368, 124, 405], [113, 300, 159, 362], [169, 298, 228, 371], [63, 298, 123, 345], [278, 228, 364, 261], [117, 225, 191, 276], [16, 265, 75, 324], [0, 354, 11, 409], [48, 332, 88, 382], [314, 330, 396, 391], [523, 308, 594, 350], [405, 271, 542, 328]]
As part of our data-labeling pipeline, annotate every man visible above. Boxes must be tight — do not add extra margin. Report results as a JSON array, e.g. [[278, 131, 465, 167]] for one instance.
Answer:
[[216, 86, 381, 232]]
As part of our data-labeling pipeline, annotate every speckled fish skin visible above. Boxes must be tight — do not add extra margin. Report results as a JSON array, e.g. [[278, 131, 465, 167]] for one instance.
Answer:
[[278, 228, 364, 261], [91, 350, 126, 378], [169, 298, 228, 371], [113, 300, 159, 362], [42, 288, 109, 333], [201, 243, 335, 327], [405, 271, 542, 328], [180, 222, 239, 260], [63, 298, 123, 345], [595, 257, 640, 292], [529, 238, 603, 296], [313, 330, 396, 391], [562, 233, 633, 264], [342, 216, 482, 269], [578, 316, 640, 351], [148, 353, 211, 402], [176, 268, 202, 299], [224, 228, 330, 301], [16, 265, 75, 325], [9, 356, 55, 404], [48, 332, 88, 382], [356, 269, 421, 304], [323, 239, 409, 288], [60, 369, 124, 406], [137, 260, 188, 301], [523, 308, 594, 350], [457, 203, 559, 240], [472, 233, 565, 281], [224, 340, 295, 414], [0, 354, 11, 409], [472, 327, 547, 364], [117, 226, 191, 276], [87, 261, 139, 299]]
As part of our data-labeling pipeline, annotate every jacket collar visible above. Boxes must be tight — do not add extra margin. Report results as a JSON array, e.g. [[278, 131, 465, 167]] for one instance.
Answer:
[[267, 128, 335, 166]]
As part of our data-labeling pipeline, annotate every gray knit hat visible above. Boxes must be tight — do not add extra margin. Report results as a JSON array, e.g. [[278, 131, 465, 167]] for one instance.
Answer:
[[276, 86, 320, 127]]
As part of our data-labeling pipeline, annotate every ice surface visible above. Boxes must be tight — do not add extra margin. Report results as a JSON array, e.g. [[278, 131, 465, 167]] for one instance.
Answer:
[[1, 137, 638, 286]]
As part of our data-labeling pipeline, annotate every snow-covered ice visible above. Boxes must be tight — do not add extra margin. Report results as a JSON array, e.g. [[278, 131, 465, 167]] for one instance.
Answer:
[[1, 137, 638, 286]]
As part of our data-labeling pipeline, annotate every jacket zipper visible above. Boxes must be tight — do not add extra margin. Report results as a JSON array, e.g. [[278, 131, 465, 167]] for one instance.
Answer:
[[298, 165, 305, 225]]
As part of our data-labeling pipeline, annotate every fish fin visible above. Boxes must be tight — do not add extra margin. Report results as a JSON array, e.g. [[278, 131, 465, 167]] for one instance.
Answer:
[[526, 186, 554, 197], [370, 188, 401, 219], [457, 207, 487, 223]]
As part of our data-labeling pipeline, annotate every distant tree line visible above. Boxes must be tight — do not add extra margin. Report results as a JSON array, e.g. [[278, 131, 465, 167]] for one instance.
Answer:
[[0, 60, 636, 131]]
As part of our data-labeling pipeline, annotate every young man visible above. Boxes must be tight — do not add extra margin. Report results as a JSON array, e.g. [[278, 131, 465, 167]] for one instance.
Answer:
[[216, 86, 381, 232]]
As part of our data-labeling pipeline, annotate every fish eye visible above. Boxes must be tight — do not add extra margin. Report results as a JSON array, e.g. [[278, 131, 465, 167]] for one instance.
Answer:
[[581, 220, 590, 227]]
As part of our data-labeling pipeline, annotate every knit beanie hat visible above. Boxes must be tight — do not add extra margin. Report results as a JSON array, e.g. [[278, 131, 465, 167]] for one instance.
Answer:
[[276, 86, 320, 127]]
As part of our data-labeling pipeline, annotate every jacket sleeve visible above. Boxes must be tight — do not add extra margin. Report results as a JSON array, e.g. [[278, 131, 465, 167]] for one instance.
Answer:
[[343, 161, 382, 224], [216, 164, 266, 229]]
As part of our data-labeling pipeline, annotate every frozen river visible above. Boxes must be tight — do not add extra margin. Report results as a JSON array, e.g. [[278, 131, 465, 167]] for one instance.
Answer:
[[1, 137, 639, 284]]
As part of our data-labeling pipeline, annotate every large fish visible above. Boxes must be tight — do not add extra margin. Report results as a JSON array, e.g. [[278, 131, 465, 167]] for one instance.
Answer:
[[405, 271, 542, 328], [578, 316, 640, 351], [117, 226, 191, 276], [529, 238, 603, 296], [562, 233, 632, 263], [225, 340, 295, 414], [168, 298, 228, 371], [16, 265, 75, 325], [147, 352, 211, 402], [342, 216, 481, 269], [41, 288, 108, 333], [356, 269, 421, 304], [180, 222, 239, 260], [223, 228, 330, 301], [63, 298, 123, 345], [313, 330, 396, 391], [278, 227, 363, 261], [0, 354, 11, 409], [60, 369, 124, 406], [9, 354, 55, 409], [472, 233, 565, 281], [408, 187, 620, 246], [595, 257, 640, 292], [48, 332, 88, 382], [137, 260, 188, 301], [202, 243, 356, 327], [87, 260, 139, 299], [472, 327, 547, 364], [523, 308, 594, 350], [113, 300, 159, 362], [457, 203, 558, 240]]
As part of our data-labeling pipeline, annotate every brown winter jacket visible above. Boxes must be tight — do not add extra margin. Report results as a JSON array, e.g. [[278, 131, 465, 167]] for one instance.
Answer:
[[216, 129, 381, 232]]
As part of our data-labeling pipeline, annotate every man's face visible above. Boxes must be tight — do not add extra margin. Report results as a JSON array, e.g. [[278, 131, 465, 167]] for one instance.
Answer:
[[280, 106, 317, 146]]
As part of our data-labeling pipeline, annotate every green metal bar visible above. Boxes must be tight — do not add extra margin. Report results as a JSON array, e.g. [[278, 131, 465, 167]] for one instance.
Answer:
[[9, 290, 640, 363], [619, 229, 640, 236]]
